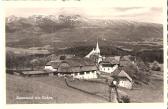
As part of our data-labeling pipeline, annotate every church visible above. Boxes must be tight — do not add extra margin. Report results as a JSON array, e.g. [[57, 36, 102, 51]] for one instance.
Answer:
[[85, 40, 119, 74], [85, 41, 103, 64]]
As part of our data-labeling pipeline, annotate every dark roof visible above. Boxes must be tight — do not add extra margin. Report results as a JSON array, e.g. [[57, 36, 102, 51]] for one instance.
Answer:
[[70, 66, 97, 72], [62, 57, 96, 67], [111, 68, 132, 82], [99, 62, 115, 67], [111, 68, 121, 76], [104, 57, 120, 64], [58, 58, 97, 73], [120, 55, 135, 63]]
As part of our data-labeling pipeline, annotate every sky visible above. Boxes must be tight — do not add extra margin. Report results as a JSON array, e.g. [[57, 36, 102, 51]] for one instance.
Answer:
[[5, 0, 164, 24]]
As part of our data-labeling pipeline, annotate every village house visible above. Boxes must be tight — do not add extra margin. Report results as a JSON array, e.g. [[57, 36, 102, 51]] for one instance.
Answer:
[[111, 69, 133, 89], [57, 57, 98, 79], [99, 62, 118, 74], [44, 61, 60, 73], [99, 57, 120, 74]]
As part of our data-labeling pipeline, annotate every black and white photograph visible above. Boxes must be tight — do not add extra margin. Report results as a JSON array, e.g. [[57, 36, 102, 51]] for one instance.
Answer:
[[4, 0, 165, 105]]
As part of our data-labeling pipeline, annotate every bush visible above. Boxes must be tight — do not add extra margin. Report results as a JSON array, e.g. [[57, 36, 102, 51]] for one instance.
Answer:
[[151, 61, 161, 71], [120, 95, 130, 103]]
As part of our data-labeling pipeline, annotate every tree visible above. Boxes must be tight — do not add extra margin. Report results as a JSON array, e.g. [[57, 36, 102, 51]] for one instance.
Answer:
[[6, 51, 16, 69], [151, 61, 161, 71], [30, 59, 40, 70]]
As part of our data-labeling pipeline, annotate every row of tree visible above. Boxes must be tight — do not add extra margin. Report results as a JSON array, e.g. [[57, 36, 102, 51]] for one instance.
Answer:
[[6, 51, 50, 70]]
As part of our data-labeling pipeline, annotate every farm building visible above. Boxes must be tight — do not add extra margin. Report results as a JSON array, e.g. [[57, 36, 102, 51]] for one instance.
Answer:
[[99, 62, 118, 73], [44, 61, 60, 73], [98, 57, 119, 73], [111, 69, 133, 89], [57, 57, 98, 79]]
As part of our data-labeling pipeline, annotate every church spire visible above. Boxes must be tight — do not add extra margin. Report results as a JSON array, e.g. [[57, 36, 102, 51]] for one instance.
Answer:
[[95, 37, 100, 54]]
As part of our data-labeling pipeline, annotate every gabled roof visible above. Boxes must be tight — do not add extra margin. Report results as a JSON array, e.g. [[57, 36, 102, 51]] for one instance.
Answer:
[[111, 68, 121, 76], [104, 57, 120, 64], [62, 57, 96, 67], [70, 66, 97, 72], [58, 57, 98, 73], [118, 70, 132, 82], [111, 68, 132, 82]]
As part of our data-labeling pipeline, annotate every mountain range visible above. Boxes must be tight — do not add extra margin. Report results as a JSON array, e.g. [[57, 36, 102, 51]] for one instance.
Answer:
[[6, 15, 163, 48]]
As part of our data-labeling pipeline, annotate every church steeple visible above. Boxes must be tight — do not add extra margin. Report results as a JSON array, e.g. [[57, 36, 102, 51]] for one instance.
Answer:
[[95, 38, 100, 54]]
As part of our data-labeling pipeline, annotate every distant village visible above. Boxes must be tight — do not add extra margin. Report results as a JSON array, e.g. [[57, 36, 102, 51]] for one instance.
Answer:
[[43, 41, 137, 89], [7, 39, 162, 92]]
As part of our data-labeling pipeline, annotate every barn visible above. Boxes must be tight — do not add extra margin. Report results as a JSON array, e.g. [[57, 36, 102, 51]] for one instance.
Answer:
[[112, 69, 133, 89], [57, 57, 98, 79]]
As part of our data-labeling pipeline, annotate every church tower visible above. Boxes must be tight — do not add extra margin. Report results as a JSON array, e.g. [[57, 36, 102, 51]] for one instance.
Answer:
[[95, 39, 100, 55]]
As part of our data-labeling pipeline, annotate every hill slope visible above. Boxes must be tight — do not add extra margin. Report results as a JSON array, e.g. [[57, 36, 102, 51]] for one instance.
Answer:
[[6, 74, 106, 104]]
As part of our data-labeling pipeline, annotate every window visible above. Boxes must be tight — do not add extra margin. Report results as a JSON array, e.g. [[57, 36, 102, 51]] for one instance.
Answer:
[[80, 72, 84, 75], [86, 72, 89, 74], [75, 73, 78, 76], [60, 56, 66, 60]]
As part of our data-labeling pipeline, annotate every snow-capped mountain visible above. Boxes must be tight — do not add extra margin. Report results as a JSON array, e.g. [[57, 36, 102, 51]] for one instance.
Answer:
[[6, 14, 162, 43], [6, 15, 21, 23]]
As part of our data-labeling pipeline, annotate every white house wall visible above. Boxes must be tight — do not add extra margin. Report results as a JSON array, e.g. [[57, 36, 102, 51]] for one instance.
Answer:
[[118, 80, 132, 89], [73, 71, 97, 79], [44, 66, 57, 72]]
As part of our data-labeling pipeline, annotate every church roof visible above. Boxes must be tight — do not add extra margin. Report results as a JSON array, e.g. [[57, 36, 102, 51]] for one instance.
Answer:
[[85, 48, 95, 58], [85, 41, 101, 58]]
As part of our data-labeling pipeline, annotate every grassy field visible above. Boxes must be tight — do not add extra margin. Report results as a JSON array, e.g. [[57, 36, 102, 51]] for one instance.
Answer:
[[6, 72, 163, 104], [122, 80, 163, 103], [66, 78, 163, 103], [6, 74, 106, 104]]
